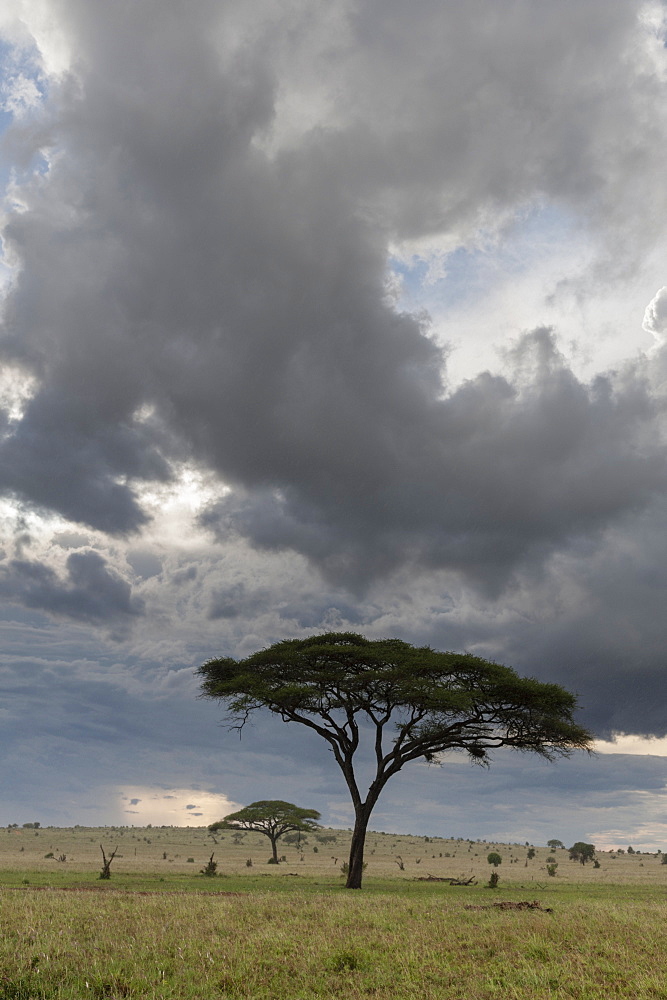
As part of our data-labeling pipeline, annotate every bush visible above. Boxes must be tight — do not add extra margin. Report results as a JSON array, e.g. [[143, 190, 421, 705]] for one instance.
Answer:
[[546, 863, 558, 877], [200, 853, 218, 876], [487, 852, 502, 867], [487, 871, 499, 888], [340, 861, 367, 876]]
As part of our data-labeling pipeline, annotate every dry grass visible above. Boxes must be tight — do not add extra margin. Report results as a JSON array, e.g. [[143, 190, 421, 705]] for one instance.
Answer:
[[1, 824, 664, 884]]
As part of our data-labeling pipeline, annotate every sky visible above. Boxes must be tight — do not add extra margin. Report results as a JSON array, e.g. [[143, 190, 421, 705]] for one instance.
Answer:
[[1, 0, 667, 849]]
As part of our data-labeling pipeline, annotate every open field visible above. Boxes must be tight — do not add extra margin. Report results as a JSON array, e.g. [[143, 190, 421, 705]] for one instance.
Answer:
[[2, 823, 666, 884], [2, 827, 667, 998]]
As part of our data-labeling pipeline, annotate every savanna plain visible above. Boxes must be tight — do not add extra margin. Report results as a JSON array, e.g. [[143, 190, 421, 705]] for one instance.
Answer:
[[1, 824, 666, 999]]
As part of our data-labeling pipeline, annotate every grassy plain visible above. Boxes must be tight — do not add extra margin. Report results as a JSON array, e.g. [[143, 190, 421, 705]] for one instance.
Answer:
[[1, 826, 666, 998]]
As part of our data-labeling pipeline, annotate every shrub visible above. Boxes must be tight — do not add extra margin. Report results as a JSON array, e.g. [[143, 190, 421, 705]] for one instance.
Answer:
[[340, 861, 367, 876], [487, 871, 499, 888], [186, 857, 195, 863], [487, 852, 502, 867], [546, 863, 558, 877], [98, 845, 118, 880], [200, 853, 218, 876]]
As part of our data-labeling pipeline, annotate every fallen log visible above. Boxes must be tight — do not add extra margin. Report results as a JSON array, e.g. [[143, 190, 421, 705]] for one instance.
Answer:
[[464, 900, 553, 912]]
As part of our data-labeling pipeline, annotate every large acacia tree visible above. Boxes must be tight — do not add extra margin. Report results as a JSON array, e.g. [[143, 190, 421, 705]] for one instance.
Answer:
[[198, 632, 592, 889]]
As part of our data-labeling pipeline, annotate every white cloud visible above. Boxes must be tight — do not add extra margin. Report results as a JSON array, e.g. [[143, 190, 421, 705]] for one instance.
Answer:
[[642, 286, 667, 344], [116, 787, 241, 826], [594, 734, 667, 756]]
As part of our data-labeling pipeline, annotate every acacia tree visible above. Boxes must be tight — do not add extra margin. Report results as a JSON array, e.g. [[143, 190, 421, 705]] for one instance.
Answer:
[[198, 632, 592, 889], [209, 800, 320, 863]]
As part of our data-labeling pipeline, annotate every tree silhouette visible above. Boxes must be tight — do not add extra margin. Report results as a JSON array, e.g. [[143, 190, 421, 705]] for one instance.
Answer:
[[199, 632, 592, 888], [209, 800, 320, 863]]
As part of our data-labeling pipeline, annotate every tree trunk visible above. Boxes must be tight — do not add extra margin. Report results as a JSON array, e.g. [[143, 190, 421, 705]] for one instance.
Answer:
[[346, 804, 372, 889], [270, 835, 279, 863]]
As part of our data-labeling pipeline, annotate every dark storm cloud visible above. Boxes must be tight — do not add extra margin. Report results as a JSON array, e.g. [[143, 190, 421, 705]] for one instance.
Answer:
[[0, 549, 143, 630], [1, 0, 665, 583], [200, 329, 667, 590], [1, 0, 667, 814]]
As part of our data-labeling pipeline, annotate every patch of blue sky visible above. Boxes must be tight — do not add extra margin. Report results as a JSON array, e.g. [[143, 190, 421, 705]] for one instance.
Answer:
[[389, 200, 579, 317], [0, 33, 49, 283], [0, 32, 47, 157]]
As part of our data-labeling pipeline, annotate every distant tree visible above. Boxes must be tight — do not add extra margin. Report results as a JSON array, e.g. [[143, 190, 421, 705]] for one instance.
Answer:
[[283, 831, 309, 848], [569, 842, 596, 865], [198, 633, 592, 888], [527, 848, 536, 860], [315, 834, 338, 845], [547, 839, 565, 850], [627, 845, 635, 854], [209, 801, 320, 864], [487, 852, 502, 867], [661, 854, 667, 865]]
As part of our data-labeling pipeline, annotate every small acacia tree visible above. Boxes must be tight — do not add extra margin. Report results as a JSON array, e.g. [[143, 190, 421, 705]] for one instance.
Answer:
[[209, 800, 320, 863], [198, 632, 592, 889], [487, 852, 502, 867]]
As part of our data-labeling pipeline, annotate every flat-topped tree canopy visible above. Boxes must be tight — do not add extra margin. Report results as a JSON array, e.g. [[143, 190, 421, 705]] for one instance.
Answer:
[[209, 800, 320, 863], [198, 632, 593, 888]]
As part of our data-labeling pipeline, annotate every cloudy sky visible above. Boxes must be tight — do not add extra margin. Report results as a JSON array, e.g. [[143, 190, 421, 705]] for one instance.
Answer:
[[1, 0, 667, 849]]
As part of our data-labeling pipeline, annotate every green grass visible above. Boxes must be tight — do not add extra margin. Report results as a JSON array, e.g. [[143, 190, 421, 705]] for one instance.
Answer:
[[2, 883, 667, 998], [2, 827, 667, 998]]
